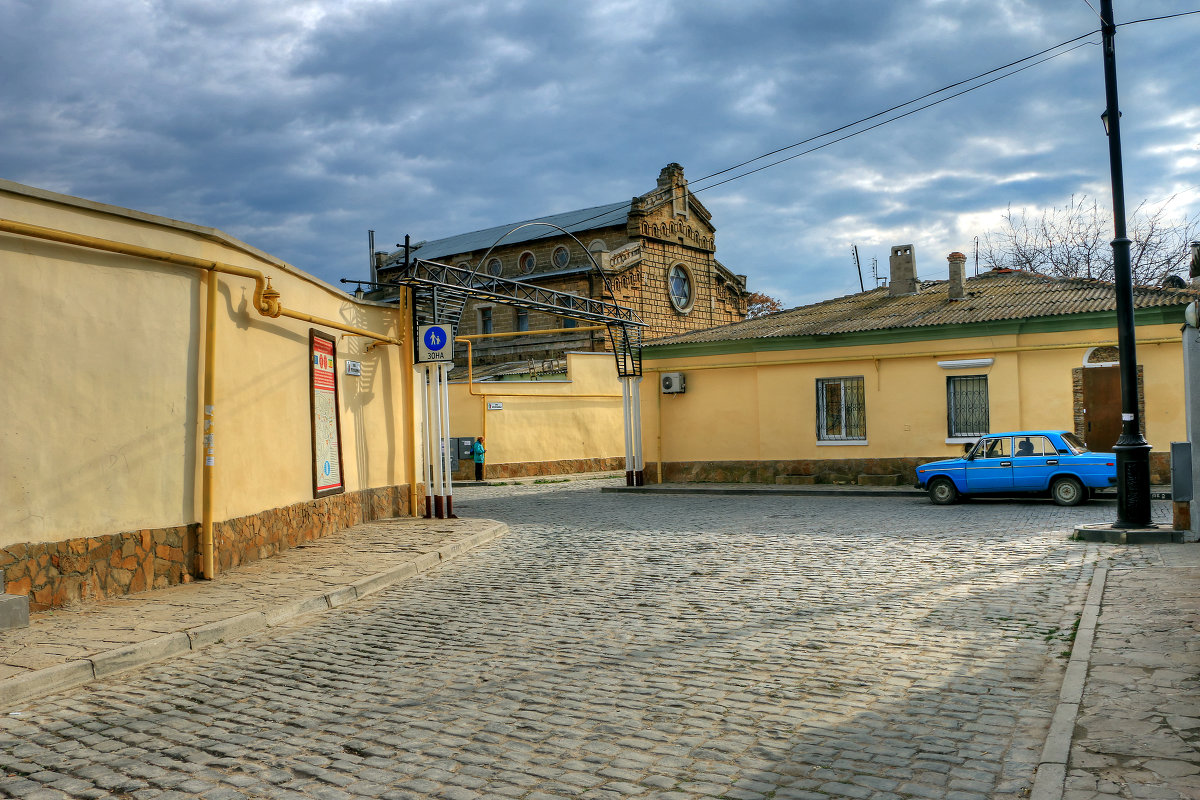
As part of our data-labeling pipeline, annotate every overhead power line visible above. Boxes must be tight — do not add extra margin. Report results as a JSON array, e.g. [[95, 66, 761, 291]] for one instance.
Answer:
[[521, 11, 1199, 241], [690, 40, 1095, 195]]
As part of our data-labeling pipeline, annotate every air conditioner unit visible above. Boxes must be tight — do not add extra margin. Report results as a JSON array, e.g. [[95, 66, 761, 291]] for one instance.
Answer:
[[661, 372, 686, 393]]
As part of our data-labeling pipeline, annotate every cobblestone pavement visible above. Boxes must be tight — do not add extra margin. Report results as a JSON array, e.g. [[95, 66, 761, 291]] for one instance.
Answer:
[[0, 482, 1171, 800]]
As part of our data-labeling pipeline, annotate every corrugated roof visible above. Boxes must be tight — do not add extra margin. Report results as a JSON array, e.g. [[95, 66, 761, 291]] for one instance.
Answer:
[[404, 201, 631, 261], [648, 269, 1199, 346]]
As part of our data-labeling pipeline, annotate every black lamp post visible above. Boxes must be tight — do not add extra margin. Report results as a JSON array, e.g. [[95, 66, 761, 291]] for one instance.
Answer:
[[1100, 0, 1152, 527]]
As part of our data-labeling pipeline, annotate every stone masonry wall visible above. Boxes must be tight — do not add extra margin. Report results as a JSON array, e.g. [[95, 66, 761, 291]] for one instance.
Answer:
[[0, 483, 416, 611], [453, 457, 625, 482], [658, 454, 1171, 487]]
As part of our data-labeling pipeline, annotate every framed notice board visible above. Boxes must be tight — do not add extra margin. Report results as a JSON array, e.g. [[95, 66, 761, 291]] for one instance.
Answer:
[[309, 329, 345, 498]]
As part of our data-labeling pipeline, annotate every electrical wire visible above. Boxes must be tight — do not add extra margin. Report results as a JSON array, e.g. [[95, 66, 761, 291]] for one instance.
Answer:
[[692, 40, 1095, 195], [520, 11, 1198, 241], [690, 30, 1099, 186]]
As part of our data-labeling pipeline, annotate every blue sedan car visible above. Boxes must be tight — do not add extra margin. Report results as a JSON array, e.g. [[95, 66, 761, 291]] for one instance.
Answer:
[[915, 430, 1117, 506]]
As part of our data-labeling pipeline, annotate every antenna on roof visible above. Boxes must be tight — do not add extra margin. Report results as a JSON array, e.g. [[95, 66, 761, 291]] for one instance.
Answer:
[[871, 256, 881, 287], [852, 245, 865, 292]]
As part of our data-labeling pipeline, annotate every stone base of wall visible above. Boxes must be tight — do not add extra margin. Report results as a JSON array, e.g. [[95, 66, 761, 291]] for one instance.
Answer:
[[453, 457, 625, 482], [659, 458, 932, 485], [0, 484, 415, 612], [658, 453, 1173, 487]]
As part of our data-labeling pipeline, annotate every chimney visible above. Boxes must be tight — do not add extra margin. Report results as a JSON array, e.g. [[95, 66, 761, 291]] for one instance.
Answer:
[[658, 163, 688, 218], [947, 251, 966, 300], [888, 244, 918, 296]]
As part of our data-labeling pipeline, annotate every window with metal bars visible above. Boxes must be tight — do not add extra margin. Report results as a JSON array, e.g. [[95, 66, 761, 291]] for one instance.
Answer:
[[947, 375, 989, 437], [816, 377, 866, 440]]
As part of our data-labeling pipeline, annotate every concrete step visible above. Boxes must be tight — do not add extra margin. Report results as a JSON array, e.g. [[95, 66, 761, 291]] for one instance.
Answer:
[[0, 594, 29, 631], [0, 571, 29, 631]]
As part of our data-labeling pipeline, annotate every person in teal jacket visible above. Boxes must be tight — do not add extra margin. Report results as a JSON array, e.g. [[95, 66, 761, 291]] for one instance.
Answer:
[[472, 437, 485, 481]]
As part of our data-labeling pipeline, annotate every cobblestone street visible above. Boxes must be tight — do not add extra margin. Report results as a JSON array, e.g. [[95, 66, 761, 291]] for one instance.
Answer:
[[0, 481, 1166, 800]]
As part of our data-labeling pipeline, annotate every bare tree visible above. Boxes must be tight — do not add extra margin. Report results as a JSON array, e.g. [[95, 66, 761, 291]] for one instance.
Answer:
[[982, 194, 1199, 284]]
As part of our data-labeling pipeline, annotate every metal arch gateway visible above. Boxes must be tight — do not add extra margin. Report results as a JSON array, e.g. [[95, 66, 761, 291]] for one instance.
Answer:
[[343, 249, 649, 518]]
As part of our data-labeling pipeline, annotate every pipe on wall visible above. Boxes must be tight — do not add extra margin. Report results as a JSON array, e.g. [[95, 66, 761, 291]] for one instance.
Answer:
[[0, 218, 409, 580]]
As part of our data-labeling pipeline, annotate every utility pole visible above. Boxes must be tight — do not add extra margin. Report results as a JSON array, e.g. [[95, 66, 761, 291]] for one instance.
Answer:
[[1100, 0, 1152, 526]]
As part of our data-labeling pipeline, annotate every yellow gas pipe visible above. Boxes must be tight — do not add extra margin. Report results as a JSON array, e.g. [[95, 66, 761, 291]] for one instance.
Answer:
[[0, 218, 407, 579]]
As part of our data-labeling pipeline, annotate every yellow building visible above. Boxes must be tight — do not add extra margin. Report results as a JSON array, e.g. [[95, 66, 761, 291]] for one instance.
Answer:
[[1, 180, 421, 609], [640, 250, 1197, 486]]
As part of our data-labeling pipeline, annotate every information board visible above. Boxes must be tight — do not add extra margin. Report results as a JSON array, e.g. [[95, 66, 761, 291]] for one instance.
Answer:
[[309, 329, 345, 498]]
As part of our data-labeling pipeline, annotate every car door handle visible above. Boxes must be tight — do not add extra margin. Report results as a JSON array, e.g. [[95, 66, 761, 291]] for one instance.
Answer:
[[1000, 461, 1012, 467], [1046, 459, 1058, 465]]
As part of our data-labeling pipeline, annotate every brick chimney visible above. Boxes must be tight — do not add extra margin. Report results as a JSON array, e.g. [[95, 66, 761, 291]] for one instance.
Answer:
[[888, 244, 918, 296], [947, 251, 966, 300]]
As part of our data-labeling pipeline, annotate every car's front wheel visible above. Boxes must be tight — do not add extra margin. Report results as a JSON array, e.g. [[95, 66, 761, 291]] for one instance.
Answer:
[[1051, 476, 1085, 506], [928, 477, 959, 505]]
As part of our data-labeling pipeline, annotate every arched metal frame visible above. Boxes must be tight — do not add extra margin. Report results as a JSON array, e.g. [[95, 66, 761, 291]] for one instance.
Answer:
[[472, 221, 617, 301]]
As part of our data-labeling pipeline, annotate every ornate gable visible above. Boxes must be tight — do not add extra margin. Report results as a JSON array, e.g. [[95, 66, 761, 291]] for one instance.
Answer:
[[628, 163, 715, 252]]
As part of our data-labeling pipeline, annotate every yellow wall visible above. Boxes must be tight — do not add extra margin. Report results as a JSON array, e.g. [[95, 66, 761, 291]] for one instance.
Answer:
[[641, 326, 1186, 468], [0, 181, 416, 548], [448, 352, 625, 465]]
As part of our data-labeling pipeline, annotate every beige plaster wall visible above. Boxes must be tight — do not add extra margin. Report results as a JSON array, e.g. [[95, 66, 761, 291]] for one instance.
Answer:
[[641, 324, 1186, 469], [448, 352, 625, 466], [0, 181, 416, 549]]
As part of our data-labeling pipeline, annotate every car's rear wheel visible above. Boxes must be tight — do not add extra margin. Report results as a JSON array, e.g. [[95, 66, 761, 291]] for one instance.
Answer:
[[1051, 476, 1085, 506], [928, 477, 959, 505]]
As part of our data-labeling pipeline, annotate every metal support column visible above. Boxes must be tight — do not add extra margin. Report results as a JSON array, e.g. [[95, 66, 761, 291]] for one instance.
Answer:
[[439, 362, 457, 518], [424, 367, 439, 520], [631, 376, 644, 485], [628, 376, 638, 484]]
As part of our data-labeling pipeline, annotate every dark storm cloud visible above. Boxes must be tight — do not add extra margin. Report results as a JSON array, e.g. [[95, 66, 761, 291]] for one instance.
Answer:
[[1, 0, 1197, 305]]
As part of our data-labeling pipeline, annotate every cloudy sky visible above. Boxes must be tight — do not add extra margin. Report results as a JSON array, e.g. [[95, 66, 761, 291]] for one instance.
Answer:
[[2, 0, 1198, 307]]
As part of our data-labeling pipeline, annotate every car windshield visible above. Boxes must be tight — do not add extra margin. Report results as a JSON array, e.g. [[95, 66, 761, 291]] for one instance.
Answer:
[[1060, 432, 1088, 455]]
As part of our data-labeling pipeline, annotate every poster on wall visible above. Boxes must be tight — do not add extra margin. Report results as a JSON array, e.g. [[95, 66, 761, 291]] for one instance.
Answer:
[[309, 329, 345, 498]]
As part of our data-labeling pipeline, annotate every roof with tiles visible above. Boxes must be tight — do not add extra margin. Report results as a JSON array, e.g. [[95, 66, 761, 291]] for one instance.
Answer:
[[647, 269, 1199, 346]]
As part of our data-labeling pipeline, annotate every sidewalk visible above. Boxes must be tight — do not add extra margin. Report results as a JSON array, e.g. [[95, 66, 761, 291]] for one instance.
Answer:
[[0, 515, 507, 710], [1032, 544, 1200, 800]]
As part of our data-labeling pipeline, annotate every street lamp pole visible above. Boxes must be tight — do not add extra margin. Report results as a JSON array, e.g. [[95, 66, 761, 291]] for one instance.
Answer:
[[1099, 0, 1152, 527]]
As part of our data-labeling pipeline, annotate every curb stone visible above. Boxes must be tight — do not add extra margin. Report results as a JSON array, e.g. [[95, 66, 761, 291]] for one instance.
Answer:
[[0, 520, 508, 710], [1030, 564, 1108, 800]]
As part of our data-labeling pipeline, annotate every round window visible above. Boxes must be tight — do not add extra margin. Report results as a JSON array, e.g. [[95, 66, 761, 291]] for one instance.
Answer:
[[552, 246, 570, 269], [486, 257, 503, 276], [668, 264, 694, 313], [519, 252, 536, 274]]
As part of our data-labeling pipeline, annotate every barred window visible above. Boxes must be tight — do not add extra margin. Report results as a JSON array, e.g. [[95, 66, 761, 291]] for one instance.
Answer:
[[947, 375, 989, 437], [816, 377, 866, 441]]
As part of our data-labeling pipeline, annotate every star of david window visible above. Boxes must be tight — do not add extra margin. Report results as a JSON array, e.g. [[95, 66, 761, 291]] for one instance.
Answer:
[[668, 263, 694, 314]]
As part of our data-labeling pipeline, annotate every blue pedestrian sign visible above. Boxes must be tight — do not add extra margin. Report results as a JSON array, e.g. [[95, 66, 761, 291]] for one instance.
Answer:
[[417, 324, 453, 363]]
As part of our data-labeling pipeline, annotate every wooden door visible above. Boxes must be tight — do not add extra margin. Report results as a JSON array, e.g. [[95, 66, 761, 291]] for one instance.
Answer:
[[1081, 366, 1122, 452]]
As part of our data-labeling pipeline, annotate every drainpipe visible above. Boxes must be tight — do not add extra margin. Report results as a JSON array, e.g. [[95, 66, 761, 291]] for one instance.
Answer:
[[399, 288, 419, 517]]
